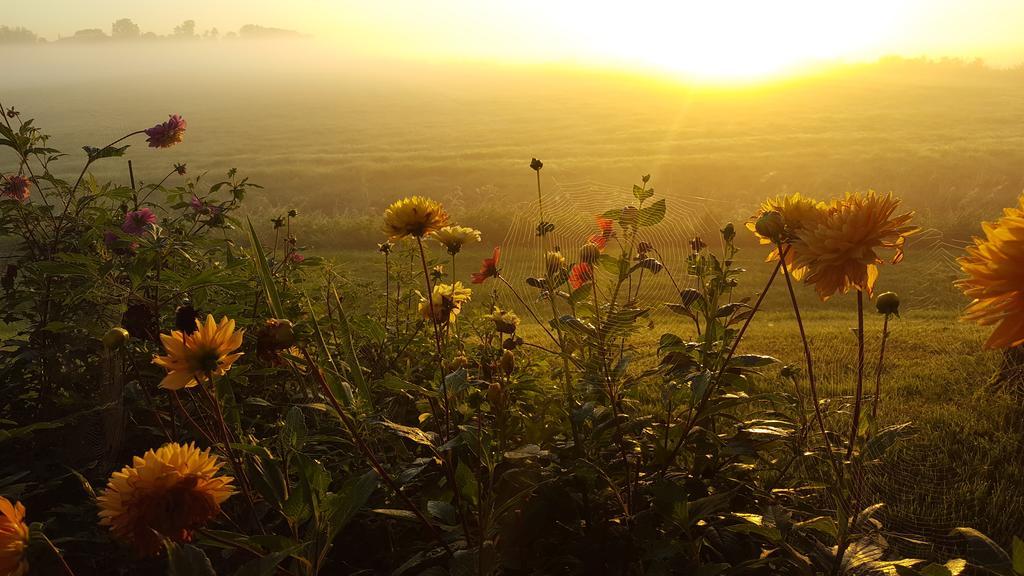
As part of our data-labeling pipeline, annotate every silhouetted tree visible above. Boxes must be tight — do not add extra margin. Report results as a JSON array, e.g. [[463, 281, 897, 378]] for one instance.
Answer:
[[111, 18, 140, 40], [0, 25, 42, 44], [63, 28, 109, 42], [173, 20, 196, 38]]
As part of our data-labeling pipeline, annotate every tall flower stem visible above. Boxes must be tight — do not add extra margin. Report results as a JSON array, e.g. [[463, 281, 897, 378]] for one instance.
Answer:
[[778, 254, 842, 481], [383, 252, 390, 336], [497, 275, 561, 350], [847, 291, 866, 459], [42, 533, 77, 576], [415, 236, 452, 437], [536, 169, 544, 227], [301, 348, 452, 556], [201, 375, 263, 534], [450, 253, 460, 346], [871, 313, 891, 423]]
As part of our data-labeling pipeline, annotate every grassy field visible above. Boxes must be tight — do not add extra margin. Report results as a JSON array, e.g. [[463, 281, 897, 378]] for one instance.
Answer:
[[328, 238, 1022, 547]]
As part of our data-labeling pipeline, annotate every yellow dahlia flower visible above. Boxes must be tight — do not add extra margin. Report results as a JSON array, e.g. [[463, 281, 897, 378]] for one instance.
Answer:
[[98, 442, 234, 556], [153, 315, 244, 390], [488, 306, 521, 334], [791, 191, 917, 300], [0, 497, 29, 576], [430, 225, 481, 255], [418, 282, 472, 324], [746, 193, 827, 279], [383, 196, 449, 239], [956, 194, 1024, 348]]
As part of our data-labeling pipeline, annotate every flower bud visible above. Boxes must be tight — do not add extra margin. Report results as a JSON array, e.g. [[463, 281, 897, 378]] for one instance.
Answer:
[[266, 319, 296, 348], [500, 349, 515, 375], [875, 292, 900, 317], [721, 222, 736, 243], [530, 158, 543, 171], [102, 327, 130, 349], [755, 211, 786, 243], [545, 250, 566, 278], [580, 243, 601, 264], [689, 237, 707, 253], [174, 302, 198, 334], [780, 364, 801, 380], [486, 381, 503, 405]]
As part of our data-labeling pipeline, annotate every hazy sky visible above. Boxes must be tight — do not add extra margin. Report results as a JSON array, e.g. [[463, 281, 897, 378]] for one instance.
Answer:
[[8, 0, 1024, 80]]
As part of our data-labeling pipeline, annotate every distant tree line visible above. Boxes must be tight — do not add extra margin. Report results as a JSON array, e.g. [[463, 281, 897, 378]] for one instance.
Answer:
[[0, 20, 305, 44]]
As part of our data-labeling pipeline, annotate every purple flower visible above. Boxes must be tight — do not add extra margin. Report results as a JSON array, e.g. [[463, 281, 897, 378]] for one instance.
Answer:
[[189, 195, 205, 213], [2, 174, 31, 202], [122, 208, 157, 235], [144, 114, 187, 149]]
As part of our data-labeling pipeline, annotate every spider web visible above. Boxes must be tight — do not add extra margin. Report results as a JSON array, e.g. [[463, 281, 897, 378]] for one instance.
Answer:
[[495, 176, 1022, 560]]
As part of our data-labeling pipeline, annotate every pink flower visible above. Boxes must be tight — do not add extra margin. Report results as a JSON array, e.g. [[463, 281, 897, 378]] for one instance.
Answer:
[[144, 114, 187, 148], [122, 208, 157, 235], [2, 174, 30, 202], [189, 195, 205, 213], [288, 252, 305, 264]]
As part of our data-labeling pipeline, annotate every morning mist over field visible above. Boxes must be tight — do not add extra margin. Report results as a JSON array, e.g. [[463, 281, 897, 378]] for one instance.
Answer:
[[4, 34, 1024, 248]]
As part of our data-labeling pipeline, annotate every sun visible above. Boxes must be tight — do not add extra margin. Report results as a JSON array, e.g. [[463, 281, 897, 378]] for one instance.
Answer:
[[555, 0, 916, 83]]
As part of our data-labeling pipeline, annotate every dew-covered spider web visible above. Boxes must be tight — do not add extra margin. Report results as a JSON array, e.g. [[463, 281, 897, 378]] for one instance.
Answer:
[[494, 175, 1023, 559]]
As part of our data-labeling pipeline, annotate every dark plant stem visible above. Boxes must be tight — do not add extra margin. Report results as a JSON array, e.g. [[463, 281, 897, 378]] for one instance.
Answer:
[[778, 254, 841, 480], [847, 291, 866, 459], [170, 390, 217, 446], [202, 376, 264, 534], [42, 533, 76, 576], [497, 275, 560, 349], [383, 253, 390, 337], [871, 313, 891, 423], [415, 236, 452, 437], [301, 348, 452, 556]]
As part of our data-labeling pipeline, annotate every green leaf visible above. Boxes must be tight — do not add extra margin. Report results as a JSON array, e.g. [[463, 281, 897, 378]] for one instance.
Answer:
[[304, 295, 354, 407], [324, 470, 379, 541], [233, 545, 303, 576], [331, 286, 373, 412], [730, 354, 779, 368], [633, 184, 654, 202], [950, 527, 1010, 560], [568, 283, 592, 306], [714, 302, 748, 318], [637, 198, 666, 227], [380, 420, 438, 448], [282, 406, 306, 448], [166, 542, 217, 576], [83, 144, 130, 161], [371, 508, 420, 522], [918, 565, 953, 576], [246, 218, 284, 318], [1013, 536, 1024, 575]]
